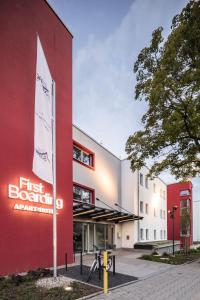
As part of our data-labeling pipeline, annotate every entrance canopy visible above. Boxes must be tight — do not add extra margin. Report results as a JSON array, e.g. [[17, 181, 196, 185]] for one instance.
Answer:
[[73, 201, 143, 223]]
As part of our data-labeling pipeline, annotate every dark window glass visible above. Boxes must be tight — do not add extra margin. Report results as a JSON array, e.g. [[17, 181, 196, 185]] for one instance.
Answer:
[[73, 146, 81, 161], [73, 144, 94, 167], [73, 186, 82, 201], [140, 173, 143, 186], [73, 185, 92, 204], [145, 176, 148, 189], [83, 152, 91, 166], [180, 190, 190, 196]]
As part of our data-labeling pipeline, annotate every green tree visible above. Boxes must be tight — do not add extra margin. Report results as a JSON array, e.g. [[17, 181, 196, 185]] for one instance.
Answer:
[[126, 0, 200, 179]]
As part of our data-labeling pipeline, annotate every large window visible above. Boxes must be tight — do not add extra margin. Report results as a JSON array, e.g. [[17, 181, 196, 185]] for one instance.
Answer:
[[73, 184, 94, 204], [180, 190, 190, 197], [73, 141, 94, 169], [180, 199, 191, 236]]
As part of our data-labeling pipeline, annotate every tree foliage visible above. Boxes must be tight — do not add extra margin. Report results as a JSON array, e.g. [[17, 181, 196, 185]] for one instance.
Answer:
[[126, 0, 200, 179]]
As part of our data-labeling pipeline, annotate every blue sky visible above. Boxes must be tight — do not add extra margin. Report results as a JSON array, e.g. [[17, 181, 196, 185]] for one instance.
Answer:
[[47, 0, 200, 187]]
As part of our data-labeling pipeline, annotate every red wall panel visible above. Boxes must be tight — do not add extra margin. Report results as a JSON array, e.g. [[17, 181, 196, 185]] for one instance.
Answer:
[[167, 182, 193, 246], [0, 0, 73, 275]]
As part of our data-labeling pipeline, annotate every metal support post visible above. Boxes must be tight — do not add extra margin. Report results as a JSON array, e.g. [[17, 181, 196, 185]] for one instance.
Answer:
[[113, 255, 115, 275], [80, 251, 83, 275], [65, 253, 67, 271], [103, 251, 108, 294]]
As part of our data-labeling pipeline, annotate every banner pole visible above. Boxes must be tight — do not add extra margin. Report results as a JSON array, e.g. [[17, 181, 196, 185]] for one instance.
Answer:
[[52, 80, 57, 279]]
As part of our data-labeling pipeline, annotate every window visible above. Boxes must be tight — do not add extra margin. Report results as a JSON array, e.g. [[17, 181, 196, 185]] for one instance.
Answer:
[[73, 184, 93, 204], [160, 209, 162, 219], [180, 190, 190, 197], [140, 228, 144, 240], [140, 173, 143, 186], [145, 176, 148, 189], [163, 210, 165, 220], [163, 230, 166, 240], [140, 201, 144, 213], [160, 230, 163, 239], [153, 183, 156, 193], [154, 230, 157, 240], [181, 199, 190, 209], [163, 190, 166, 200], [146, 229, 149, 240], [154, 208, 156, 217], [145, 203, 149, 215], [180, 200, 191, 237], [73, 141, 94, 169]]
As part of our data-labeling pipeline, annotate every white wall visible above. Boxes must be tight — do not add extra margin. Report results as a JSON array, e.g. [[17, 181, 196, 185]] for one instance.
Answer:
[[120, 163, 167, 247], [73, 125, 167, 249], [73, 125, 121, 210], [193, 201, 200, 242], [138, 166, 167, 242]]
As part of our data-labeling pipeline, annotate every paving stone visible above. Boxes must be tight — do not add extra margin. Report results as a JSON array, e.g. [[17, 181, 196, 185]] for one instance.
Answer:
[[92, 259, 200, 300]]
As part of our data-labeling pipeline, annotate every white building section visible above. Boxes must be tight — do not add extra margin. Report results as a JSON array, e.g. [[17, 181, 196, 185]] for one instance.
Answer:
[[73, 125, 167, 250]]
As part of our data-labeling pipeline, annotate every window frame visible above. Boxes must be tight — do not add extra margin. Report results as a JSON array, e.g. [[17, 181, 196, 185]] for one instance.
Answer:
[[73, 140, 95, 170], [73, 182, 95, 204]]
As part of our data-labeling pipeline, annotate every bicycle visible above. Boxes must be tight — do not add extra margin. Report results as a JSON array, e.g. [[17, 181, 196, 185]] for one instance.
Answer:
[[87, 246, 113, 282]]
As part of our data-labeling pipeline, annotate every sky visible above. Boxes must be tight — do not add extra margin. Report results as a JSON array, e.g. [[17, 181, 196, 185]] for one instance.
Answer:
[[47, 0, 199, 191]]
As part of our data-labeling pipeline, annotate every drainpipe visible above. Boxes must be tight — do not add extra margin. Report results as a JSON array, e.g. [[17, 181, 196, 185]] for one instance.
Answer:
[[137, 170, 140, 242]]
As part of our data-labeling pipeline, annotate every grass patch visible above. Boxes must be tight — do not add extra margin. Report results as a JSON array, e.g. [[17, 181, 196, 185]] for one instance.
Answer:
[[139, 247, 200, 265], [0, 269, 101, 300]]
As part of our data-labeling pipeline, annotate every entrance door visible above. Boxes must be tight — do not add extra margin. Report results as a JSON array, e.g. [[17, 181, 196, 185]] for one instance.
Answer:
[[74, 222, 114, 252]]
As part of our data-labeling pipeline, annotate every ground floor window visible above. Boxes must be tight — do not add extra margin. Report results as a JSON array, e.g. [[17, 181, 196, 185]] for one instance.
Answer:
[[154, 229, 156, 240], [73, 222, 114, 252], [140, 228, 144, 240], [146, 229, 149, 240]]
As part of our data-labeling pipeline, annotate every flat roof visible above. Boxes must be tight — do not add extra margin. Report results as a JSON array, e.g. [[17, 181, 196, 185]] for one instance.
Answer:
[[73, 124, 167, 185]]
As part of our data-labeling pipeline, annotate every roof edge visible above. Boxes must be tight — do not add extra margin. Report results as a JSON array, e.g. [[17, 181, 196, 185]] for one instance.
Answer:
[[44, 0, 73, 38]]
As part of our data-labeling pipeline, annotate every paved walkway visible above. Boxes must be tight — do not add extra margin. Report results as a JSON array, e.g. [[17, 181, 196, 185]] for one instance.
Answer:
[[74, 250, 174, 279], [93, 259, 200, 300]]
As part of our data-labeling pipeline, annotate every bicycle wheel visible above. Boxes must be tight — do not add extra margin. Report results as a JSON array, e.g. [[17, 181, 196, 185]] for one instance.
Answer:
[[107, 256, 112, 271], [87, 260, 97, 282]]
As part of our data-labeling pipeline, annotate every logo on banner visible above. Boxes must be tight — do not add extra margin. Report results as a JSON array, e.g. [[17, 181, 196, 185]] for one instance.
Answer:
[[8, 177, 63, 215]]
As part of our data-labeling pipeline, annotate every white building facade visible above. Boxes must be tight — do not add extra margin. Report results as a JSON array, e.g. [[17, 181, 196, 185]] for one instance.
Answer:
[[73, 125, 167, 251]]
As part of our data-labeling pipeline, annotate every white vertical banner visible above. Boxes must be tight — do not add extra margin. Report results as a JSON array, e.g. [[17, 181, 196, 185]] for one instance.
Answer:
[[33, 36, 53, 184]]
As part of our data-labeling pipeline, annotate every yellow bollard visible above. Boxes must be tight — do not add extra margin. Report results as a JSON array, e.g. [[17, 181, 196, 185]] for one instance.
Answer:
[[103, 250, 108, 294]]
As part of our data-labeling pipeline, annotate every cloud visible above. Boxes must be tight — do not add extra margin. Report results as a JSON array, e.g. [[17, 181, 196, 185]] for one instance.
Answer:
[[73, 0, 188, 182]]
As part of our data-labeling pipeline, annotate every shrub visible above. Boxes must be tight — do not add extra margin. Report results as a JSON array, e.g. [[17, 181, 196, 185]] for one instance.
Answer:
[[140, 254, 153, 261], [162, 252, 170, 257]]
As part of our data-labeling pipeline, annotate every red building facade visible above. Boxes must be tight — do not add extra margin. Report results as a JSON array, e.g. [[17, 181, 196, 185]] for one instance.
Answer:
[[0, 0, 73, 275], [167, 182, 193, 246]]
